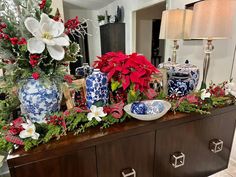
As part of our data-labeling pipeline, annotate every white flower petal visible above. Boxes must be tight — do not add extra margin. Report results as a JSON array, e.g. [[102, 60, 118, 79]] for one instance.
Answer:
[[52, 22, 65, 37], [40, 13, 52, 27], [32, 133, 40, 140], [24, 17, 41, 37], [40, 23, 53, 34], [21, 123, 29, 130], [19, 130, 30, 139], [27, 38, 45, 54], [42, 38, 56, 46], [47, 45, 65, 60], [98, 111, 107, 117], [53, 37, 69, 46], [87, 113, 94, 121], [95, 116, 102, 122], [90, 105, 97, 113]]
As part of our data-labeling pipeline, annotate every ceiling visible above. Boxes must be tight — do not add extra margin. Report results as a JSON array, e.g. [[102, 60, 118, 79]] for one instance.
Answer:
[[64, 0, 116, 10]]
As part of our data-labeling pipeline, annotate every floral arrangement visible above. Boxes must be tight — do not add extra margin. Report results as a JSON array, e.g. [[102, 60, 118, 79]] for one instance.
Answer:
[[0, 0, 82, 87], [0, 1, 235, 155], [169, 81, 236, 114], [93, 52, 159, 103]]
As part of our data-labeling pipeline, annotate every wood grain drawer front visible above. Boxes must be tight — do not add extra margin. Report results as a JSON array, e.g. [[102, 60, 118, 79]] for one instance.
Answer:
[[193, 112, 236, 176], [96, 132, 155, 177], [12, 147, 97, 177], [155, 112, 236, 177]]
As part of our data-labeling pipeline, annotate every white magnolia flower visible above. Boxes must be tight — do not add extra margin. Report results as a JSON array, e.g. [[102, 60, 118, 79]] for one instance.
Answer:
[[87, 105, 107, 122], [225, 82, 236, 97], [24, 13, 69, 60], [201, 89, 211, 100], [19, 120, 40, 140]]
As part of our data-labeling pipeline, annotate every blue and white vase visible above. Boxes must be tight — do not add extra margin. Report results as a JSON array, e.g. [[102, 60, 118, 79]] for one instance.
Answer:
[[18, 78, 61, 123], [86, 69, 109, 108], [75, 63, 94, 78]]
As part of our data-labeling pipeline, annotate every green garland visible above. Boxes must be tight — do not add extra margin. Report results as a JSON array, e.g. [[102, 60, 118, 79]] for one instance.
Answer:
[[0, 82, 235, 153]]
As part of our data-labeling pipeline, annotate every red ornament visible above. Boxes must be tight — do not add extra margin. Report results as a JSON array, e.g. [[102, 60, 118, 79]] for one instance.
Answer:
[[10, 37, 18, 45], [32, 72, 40, 80]]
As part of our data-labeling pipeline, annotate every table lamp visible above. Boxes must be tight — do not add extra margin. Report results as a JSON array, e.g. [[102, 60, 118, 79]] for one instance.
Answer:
[[191, 0, 235, 89], [159, 9, 193, 63]]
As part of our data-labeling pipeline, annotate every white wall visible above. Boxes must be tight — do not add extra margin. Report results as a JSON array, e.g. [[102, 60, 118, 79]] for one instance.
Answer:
[[136, 2, 165, 60], [52, 0, 64, 20], [64, 5, 100, 62], [136, 20, 153, 59]]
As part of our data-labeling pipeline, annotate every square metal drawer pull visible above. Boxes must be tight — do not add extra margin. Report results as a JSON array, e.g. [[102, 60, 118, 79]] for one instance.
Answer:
[[170, 152, 185, 168], [209, 139, 224, 153], [122, 168, 136, 177]]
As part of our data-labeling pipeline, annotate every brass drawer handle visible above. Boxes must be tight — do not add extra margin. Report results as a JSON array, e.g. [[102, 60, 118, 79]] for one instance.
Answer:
[[122, 168, 136, 177], [170, 152, 185, 168], [209, 139, 224, 153]]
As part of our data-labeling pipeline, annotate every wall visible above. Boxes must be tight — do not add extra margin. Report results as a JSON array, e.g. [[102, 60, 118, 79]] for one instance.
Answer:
[[52, 0, 64, 20], [136, 2, 165, 60], [64, 4, 99, 62]]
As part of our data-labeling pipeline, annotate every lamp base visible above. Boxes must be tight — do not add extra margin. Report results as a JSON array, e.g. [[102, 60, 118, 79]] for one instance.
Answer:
[[200, 40, 214, 90], [200, 81, 207, 90]]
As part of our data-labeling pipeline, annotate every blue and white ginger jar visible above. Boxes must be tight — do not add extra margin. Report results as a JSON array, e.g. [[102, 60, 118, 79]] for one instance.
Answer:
[[18, 78, 61, 123], [86, 69, 109, 108], [168, 60, 199, 96]]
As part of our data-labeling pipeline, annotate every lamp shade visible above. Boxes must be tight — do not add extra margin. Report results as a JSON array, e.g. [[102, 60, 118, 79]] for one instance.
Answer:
[[191, 0, 236, 40], [159, 9, 193, 40]]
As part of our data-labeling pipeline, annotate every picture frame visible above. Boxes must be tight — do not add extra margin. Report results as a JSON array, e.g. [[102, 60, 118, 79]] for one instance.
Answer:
[[63, 78, 86, 110]]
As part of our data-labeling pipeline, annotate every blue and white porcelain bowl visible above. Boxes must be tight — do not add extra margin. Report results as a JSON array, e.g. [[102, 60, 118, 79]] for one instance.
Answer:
[[18, 78, 61, 123], [124, 100, 171, 121]]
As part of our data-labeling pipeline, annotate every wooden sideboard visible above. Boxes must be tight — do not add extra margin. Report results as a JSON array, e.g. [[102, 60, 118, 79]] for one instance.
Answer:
[[7, 106, 236, 177]]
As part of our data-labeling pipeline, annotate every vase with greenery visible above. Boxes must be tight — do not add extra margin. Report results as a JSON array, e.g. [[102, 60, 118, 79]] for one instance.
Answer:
[[0, 0, 82, 122]]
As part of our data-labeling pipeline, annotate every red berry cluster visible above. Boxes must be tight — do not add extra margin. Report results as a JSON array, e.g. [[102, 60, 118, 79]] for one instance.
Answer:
[[39, 0, 47, 10], [109, 89, 127, 103], [64, 16, 80, 34], [64, 75, 74, 84], [32, 72, 40, 80], [46, 115, 66, 129], [0, 22, 9, 40], [29, 54, 41, 68], [74, 89, 87, 109], [209, 82, 227, 97]]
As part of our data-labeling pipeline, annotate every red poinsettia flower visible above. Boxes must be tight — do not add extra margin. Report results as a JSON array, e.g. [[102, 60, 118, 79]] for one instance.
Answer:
[[32, 72, 40, 80], [93, 52, 159, 98]]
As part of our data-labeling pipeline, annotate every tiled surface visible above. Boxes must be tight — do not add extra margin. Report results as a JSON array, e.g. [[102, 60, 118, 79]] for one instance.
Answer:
[[209, 160, 236, 177]]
